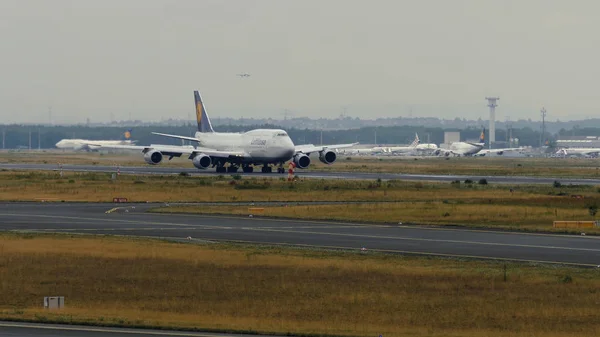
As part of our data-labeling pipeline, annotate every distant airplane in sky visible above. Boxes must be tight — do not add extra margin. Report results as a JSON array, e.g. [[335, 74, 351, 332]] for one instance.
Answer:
[[236, 73, 251, 78]]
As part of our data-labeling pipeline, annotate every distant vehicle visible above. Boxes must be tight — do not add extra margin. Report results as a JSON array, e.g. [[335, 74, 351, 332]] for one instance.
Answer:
[[236, 73, 251, 78], [55, 129, 134, 151], [97, 91, 357, 173], [436, 129, 485, 157]]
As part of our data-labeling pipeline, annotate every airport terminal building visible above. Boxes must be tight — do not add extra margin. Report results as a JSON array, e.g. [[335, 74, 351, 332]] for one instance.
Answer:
[[556, 136, 600, 148]]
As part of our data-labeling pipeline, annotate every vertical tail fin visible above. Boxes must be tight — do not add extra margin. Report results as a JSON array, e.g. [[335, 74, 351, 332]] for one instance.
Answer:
[[124, 129, 132, 140], [194, 91, 214, 133], [479, 128, 485, 143], [410, 133, 420, 148]]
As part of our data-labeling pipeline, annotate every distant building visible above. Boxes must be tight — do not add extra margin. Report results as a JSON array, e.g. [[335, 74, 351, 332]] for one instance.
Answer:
[[556, 136, 600, 148], [444, 131, 460, 145]]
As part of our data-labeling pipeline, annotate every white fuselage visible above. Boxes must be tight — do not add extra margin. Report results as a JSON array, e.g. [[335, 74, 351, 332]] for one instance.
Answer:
[[476, 147, 527, 157], [336, 148, 375, 155], [448, 142, 484, 156], [194, 129, 295, 163], [55, 139, 134, 151], [372, 143, 438, 155], [416, 143, 438, 151], [372, 145, 412, 154], [557, 148, 600, 157]]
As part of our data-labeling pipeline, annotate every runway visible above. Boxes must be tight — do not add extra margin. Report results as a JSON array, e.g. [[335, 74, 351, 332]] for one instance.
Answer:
[[2, 163, 600, 185], [1, 202, 600, 267], [0, 321, 270, 337]]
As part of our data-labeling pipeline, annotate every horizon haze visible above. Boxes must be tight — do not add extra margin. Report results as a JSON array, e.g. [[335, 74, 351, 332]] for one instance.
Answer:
[[1, 0, 599, 124]]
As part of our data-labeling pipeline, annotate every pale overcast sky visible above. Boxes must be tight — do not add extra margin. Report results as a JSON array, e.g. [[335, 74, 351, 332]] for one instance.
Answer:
[[1, 0, 599, 124]]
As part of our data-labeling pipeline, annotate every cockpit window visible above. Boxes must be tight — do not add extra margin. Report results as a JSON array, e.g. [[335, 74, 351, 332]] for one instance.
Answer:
[[276, 132, 287, 137]]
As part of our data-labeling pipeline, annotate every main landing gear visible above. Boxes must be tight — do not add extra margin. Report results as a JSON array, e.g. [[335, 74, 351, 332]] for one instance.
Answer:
[[215, 163, 286, 174]]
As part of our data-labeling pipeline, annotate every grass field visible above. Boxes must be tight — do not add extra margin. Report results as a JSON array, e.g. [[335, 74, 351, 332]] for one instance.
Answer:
[[0, 233, 598, 337], [3, 150, 600, 178], [153, 201, 600, 233]]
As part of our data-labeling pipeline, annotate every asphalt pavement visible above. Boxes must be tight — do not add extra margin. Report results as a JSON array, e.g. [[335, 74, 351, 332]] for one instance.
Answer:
[[1, 202, 599, 266], [0, 321, 268, 337]]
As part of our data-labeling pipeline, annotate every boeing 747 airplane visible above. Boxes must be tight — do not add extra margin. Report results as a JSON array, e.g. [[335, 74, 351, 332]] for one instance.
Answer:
[[436, 129, 485, 157], [97, 91, 357, 173]]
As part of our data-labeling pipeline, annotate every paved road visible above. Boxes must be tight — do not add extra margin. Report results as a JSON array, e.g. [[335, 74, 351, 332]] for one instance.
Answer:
[[0, 321, 268, 337], [2, 163, 600, 185], [1, 202, 599, 266]]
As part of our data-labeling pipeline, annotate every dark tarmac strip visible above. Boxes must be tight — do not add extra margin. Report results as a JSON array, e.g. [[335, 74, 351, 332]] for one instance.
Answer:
[[2, 163, 600, 185], [0, 321, 270, 337], [1, 203, 600, 267]]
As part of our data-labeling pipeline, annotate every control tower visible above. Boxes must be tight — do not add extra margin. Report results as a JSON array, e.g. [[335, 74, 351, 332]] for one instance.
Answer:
[[485, 97, 499, 148]]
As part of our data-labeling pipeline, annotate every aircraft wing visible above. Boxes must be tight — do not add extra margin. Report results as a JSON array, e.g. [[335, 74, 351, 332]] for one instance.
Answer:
[[477, 148, 524, 156], [91, 144, 247, 159], [464, 142, 485, 148], [152, 132, 201, 143], [295, 142, 358, 154], [85, 144, 102, 150], [188, 147, 247, 159]]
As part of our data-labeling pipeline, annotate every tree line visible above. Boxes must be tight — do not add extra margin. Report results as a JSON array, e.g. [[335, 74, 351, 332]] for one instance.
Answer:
[[0, 124, 585, 149]]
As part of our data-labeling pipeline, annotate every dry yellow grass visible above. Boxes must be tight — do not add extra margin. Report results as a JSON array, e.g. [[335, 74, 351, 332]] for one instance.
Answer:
[[0, 233, 599, 337], [156, 202, 600, 233], [0, 170, 598, 205], [3, 151, 600, 177]]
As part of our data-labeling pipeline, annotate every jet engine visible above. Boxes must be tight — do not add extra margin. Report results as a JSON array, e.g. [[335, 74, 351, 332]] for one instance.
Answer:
[[144, 150, 163, 165], [192, 153, 212, 170], [293, 153, 311, 169], [319, 150, 337, 164]]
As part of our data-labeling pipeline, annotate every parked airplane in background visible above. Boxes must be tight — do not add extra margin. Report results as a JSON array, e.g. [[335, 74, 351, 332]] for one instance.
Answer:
[[415, 142, 439, 153], [55, 129, 134, 151], [371, 134, 420, 154], [97, 91, 356, 173], [236, 73, 251, 78], [370, 134, 439, 155], [555, 147, 600, 157], [475, 147, 527, 157], [436, 129, 485, 157]]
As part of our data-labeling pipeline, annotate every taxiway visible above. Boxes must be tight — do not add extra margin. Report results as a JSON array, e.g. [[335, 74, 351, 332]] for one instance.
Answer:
[[1, 202, 599, 266]]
